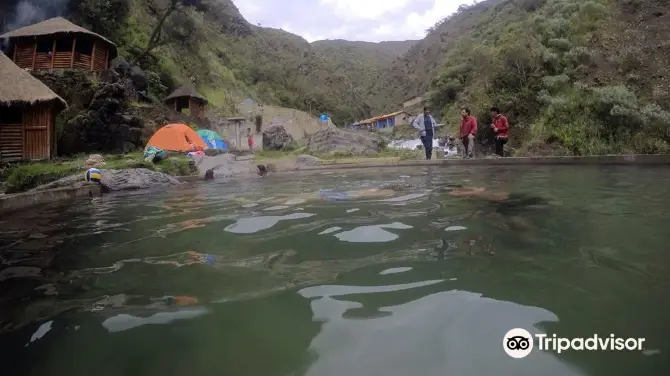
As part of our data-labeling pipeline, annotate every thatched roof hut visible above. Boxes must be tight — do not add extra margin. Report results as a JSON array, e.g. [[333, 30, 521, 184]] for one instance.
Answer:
[[0, 17, 117, 71], [0, 52, 67, 161], [165, 85, 209, 105], [165, 85, 208, 119], [0, 53, 66, 108]]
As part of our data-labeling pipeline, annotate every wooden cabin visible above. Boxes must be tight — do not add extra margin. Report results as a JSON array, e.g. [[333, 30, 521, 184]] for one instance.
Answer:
[[165, 85, 209, 119], [0, 17, 117, 72], [0, 53, 67, 161]]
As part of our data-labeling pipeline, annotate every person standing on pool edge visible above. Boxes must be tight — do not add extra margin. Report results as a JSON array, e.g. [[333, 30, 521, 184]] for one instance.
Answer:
[[247, 128, 255, 152], [490, 106, 509, 157], [412, 106, 437, 160], [459, 107, 478, 158]]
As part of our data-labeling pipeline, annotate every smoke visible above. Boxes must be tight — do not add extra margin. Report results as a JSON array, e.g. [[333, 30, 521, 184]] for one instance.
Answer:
[[1, 0, 70, 54], [3, 0, 70, 32]]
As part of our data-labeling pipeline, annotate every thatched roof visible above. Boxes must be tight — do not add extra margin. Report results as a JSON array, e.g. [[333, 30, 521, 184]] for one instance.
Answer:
[[0, 17, 117, 58], [0, 52, 67, 108], [165, 85, 208, 105]]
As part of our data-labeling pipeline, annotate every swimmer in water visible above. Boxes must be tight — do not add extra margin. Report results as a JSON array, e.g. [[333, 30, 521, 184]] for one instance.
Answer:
[[234, 187, 399, 206], [448, 186, 555, 237]]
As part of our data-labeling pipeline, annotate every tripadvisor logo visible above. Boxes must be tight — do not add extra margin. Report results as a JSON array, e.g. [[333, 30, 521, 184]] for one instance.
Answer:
[[503, 328, 646, 358]]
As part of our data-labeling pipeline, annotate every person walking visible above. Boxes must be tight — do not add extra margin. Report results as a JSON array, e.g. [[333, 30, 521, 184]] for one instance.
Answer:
[[412, 106, 437, 160], [490, 106, 509, 157], [459, 107, 478, 158]]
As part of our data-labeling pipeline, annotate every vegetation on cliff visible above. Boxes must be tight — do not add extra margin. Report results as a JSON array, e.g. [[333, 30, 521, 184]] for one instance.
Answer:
[[375, 0, 670, 155], [2, 0, 669, 156], [37, 0, 414, 125]]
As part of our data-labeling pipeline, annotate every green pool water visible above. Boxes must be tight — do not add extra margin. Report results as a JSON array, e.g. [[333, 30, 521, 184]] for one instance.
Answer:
[[0, 165, 668, 376]]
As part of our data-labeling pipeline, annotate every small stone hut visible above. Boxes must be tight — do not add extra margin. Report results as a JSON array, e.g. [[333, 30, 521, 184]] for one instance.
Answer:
[[0, 52, 67, 161], [164, 85, 208, 119], [0, 17, 117, 72]]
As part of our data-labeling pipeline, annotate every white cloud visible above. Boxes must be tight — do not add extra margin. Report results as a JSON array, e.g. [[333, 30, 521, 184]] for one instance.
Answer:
[[280, 24, 325, 43], [402, 0, 471, 39], [234, 0, 476, 43], [319, 0, 413, 20], [372, 25, 395, 37], [235, 0, 263, 17]]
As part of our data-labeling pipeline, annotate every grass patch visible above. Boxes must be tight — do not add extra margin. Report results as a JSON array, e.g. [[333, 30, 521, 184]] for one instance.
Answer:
[[4, 163, 81, 194], [2, 152, 197, 193]]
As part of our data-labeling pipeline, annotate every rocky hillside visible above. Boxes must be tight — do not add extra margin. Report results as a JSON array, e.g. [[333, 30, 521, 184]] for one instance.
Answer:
[[372, 0, 670, 155], [2, 0, 668, 156], [1, 0, 416, 126]]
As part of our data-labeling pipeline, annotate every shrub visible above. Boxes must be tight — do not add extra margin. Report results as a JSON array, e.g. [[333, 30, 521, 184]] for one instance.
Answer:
[[146, 70, 168, 99], [547, 38, 572, 52], [68, 0, 131, 41], [5, 163, 80, 193], [565, 46, 593, 66], [617, 46, 642, 73], [521, 0, 548, 12], [545, 18, 571, 38], [639, 104, 670, 137], [440, 63, 472, 83], [431, 78, 462, 107], [542, 74, 571, 91], [255, 114, 263, 133]]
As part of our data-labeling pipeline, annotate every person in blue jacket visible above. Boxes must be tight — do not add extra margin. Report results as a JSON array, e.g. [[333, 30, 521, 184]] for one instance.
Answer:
[[412, 106, 438, 160]]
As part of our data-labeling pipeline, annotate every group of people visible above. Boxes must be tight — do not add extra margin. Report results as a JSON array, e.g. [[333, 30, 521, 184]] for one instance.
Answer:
[[411, 106, 510, 160]]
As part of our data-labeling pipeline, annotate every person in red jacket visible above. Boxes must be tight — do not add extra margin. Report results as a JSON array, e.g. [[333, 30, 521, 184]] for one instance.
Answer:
[[459, 107, 478, 158], [490, 106, 509, 157]]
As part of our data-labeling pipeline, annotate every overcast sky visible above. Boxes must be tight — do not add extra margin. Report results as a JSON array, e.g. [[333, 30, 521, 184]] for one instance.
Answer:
[[235, 0, 474, 43]]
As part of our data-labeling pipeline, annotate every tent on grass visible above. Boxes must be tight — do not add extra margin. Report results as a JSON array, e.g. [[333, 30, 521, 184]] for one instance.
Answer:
[[146, 123, 207, 152], [196, 129, 228, 150]]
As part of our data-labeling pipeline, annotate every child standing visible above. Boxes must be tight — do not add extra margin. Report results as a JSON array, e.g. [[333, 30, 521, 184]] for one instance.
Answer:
[[247, 128, 255, 152]]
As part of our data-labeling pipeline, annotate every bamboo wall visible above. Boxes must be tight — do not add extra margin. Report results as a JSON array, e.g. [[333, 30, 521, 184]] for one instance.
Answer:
[[0, 104, 54, 161], [12, 37, 110, 71], [0, 123, 23, 161]]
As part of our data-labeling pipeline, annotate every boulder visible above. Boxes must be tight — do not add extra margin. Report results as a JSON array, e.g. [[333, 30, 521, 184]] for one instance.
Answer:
[[262, 125, 296, 150], [85, 154, 106, 167], [62, 80, 145, 154], [99, 69, 120, 84], [31, 169, 182, 192], [295, 154, 322, 166], [307, 128, 385, 155], [112, 57, 130, 75], [130, 66, 148, 92], [191, 154, 255, 177], [99, 169, 182, 191]]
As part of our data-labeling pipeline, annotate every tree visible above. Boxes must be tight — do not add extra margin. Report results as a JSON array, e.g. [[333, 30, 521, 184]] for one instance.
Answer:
[[133, 0, 180, 64]]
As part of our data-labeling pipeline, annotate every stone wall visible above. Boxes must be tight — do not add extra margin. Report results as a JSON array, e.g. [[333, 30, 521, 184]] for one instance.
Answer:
[[32, 69, 146, 155]]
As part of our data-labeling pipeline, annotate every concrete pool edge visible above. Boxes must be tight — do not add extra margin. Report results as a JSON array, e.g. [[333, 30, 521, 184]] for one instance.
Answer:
[[0, 154, 667, 214], [0, 183, 102, 214], [280, 154, 670, 172]]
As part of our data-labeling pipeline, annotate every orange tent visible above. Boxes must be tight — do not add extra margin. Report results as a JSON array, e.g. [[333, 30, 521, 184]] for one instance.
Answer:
[[146, 123, 208, 152]]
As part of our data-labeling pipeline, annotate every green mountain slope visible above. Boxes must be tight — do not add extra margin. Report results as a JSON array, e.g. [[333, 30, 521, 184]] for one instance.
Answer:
[[42, 0, 416, 125], [3, 0, 668, 155], [373, 0, 670, 155]]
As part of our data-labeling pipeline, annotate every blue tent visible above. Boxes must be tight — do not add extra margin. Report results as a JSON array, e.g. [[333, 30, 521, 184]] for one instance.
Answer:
[[196, 129, 228, 150]]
